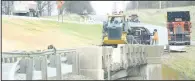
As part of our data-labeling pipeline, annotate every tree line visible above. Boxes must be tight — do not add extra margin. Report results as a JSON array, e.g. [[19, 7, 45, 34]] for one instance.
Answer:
[[2, 1, 94, 16], [2, 1, 195, 16], [126, 1, 195, 10]]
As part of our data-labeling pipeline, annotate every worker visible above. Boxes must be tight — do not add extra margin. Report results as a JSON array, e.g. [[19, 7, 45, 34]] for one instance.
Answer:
[[119, 11, 124, 15], [127, 28, 136, 44], [151, 29, 159, 45]]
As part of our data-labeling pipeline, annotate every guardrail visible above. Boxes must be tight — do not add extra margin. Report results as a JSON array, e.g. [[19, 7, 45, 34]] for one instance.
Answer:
[[102, 44, 164, 80], [2, 48, 76, 80], [2, 44, 165, 80], [2, 49, 75, 63]]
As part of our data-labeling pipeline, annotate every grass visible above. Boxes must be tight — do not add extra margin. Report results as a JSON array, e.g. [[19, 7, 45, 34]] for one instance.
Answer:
[[42, 14, 84, 22], [39, 20, 102, 43], [2, 16, 102, 51], [41, 14, 102, 42], [163, 46, 195, 79], [126, 6, 195, 79], [2, 16, 102, 41]]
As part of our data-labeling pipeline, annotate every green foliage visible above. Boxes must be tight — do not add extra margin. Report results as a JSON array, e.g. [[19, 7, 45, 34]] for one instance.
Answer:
[[126, 1, 195, 10], [62, 1, 94, 14]]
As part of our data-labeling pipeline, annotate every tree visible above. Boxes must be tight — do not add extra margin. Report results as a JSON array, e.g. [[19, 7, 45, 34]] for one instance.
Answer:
[[47, 1, 51, 16], [2, 1, 14, 15], [126, 1, 195, 10], [36, 1, 47, 16], [46, 1, 55, 16], [62, 1, 94, 15]]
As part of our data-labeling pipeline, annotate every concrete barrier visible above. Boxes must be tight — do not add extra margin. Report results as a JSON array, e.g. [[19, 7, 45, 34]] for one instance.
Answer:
[[142, 45, 164, 80], [2, 48, 75, 80], [75, 46, 104, 80], [3, 45, 164, 80], [106, 44, 163, 80]]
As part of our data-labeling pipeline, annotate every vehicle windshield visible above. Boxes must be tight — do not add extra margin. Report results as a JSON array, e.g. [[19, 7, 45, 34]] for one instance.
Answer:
[[109, 16, 124, 23], [130, 16, 138, 20], [167, 11, 190, 22]]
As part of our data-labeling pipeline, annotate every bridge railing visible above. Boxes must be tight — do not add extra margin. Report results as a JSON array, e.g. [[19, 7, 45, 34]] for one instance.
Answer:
[[2, 44, 165, 80], [2, 49, 76, 80]]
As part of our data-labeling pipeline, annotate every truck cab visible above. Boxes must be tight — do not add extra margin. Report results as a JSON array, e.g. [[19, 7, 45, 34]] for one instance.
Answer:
[[13, 1, 38, 17], [167, 11, 192, 45]]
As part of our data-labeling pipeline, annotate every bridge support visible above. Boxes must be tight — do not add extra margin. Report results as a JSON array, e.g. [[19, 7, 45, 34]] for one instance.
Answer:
[[143, 45, 164, 80]]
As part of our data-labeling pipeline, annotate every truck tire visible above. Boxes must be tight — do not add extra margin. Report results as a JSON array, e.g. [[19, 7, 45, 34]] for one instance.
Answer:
[[186, 42, 191, 45], [26, 12, 30, 16]]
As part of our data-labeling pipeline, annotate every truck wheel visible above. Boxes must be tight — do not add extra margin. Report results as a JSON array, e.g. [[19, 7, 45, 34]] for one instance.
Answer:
[[26, 12, 30, 16], [187, 42, 191, 45]]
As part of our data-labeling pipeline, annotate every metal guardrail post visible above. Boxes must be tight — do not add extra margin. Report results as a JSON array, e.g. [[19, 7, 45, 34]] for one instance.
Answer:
[[49, 55, 56, 68], [72, 52, 79, 75], [34, 57, 41, 71], [26, 57, 33, 80], [4, 58, 8, 63], [107, 47, 112, 80], [19, 58, 27, 73], [14, 57, 17, 62], [41, 56, 48, 80], [56, 55, 62, 80], [2, 48, 76, 80], [9, 57, 13, 63]]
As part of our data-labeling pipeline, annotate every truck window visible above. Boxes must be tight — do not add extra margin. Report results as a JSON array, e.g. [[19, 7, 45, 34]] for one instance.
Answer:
[[167, 11, 190, 22]]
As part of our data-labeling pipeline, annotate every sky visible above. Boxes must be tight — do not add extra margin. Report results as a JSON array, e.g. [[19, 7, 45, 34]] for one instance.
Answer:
[[12, 1, 130, 16], [52, 1, 117, 16], [90, 1, 130, 15]]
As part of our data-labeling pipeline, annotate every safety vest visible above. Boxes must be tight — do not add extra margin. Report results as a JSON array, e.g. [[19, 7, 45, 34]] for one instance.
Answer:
[[153, 32, 159, 40]]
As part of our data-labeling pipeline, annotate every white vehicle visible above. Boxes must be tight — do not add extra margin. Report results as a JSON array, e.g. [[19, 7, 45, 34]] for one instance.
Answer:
[[13, 1, 38, 17]]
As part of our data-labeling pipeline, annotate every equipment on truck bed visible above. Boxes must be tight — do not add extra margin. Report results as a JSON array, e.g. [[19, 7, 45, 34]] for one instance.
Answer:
[[167, 11, 192, 45], [128, 14, 140, 23]]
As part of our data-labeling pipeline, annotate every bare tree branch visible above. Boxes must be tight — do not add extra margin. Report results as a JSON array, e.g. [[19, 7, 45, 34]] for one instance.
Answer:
[[36, 1, 48, 16]]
